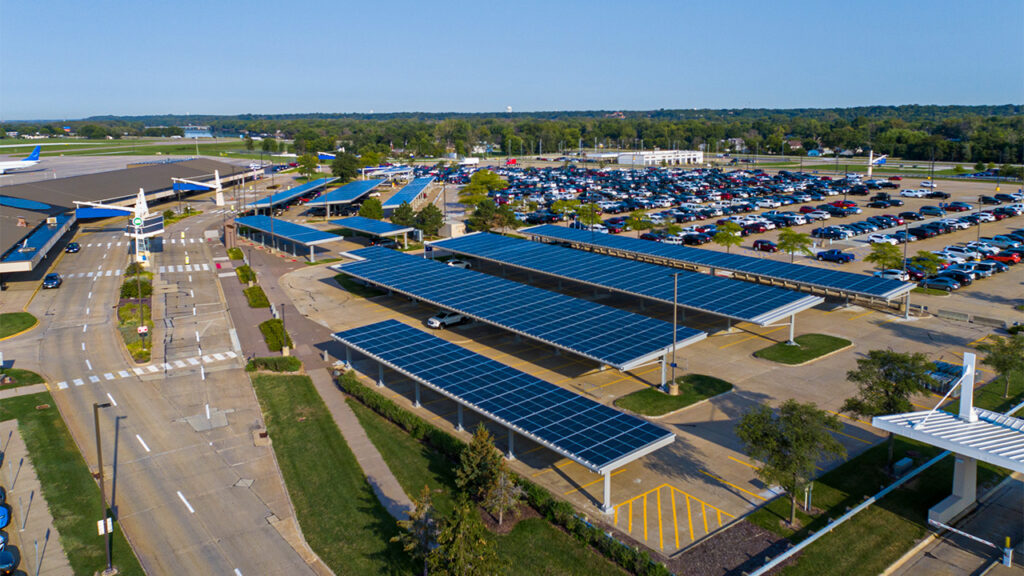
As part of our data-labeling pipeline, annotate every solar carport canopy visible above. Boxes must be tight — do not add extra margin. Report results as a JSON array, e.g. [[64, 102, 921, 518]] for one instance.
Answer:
[[309, 179, 383, 206], [336, 247, 706, 370], [333, 320, 676, 474], [431, 232, 823, 326], [249, 177, 338, 209], [382, 177, 434, 209], [525, 224, 914, 301], [329, 216, 414, 238], [234, 215, 339, 245]]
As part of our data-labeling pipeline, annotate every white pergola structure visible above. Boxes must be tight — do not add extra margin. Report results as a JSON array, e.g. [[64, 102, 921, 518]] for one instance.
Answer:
[[75, 188, 163, 266], [172, 170, 223, 206], [874, 352, 1024, 525]]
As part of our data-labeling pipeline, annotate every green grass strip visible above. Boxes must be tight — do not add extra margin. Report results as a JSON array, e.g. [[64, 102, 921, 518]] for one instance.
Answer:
[[754, 334, 851, 365], [0, 393, 145, 575], [243, 285, 270, 308], [0, 312, 37, 339], [250, 374, 414, 574], [614, 374, 732, 416]]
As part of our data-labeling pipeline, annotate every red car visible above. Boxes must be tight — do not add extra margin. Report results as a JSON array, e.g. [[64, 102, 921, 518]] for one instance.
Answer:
[[990, 252, 1021, 264], [883, 214, 905, 225], [889, 176, 902, 181], [799, 205, 817, 214], [752, 240, 778, 252]]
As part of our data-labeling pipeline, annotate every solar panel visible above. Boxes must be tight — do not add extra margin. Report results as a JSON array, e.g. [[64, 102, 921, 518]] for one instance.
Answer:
[[524, 225, 913, 300], [333, 319, 676, 473], [234, 215, 339, 245], [249, 177, 338, 208], [310, 179, 383, 206], [430, 233, 823, 325], [329, 216, 415, 237], [337, 247, 706, 370], [382, 177, 434, 208]]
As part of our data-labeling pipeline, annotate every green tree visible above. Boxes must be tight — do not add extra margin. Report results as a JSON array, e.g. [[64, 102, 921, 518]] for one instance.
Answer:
[[261, 138, 275, 153], [391, 485, 438, 576], [626, 211, 650, 231], [391, 201, 416, 227], [428, 496, 502, 576], [455, 424, 503, 500], [576, 203, 601, 226], [910, 251, 944, 276], [550, 199, 580, 220], [245, 135, 255, 150], [416, 203, 445, 236], [484, 463, 523, 526], [459, 170, 507, 205], [359, 197, 383, 220], [977, 334, 1024, 399], [713, 221, 743, 253], [974, 160, 987, 172], [842, 350, 932, 471], [777, 227, 814, 263], [664, 223, 682, 237], [466, 198, 498, 232], [865, 242, 902, 271], [735, 400, 846, 525], [297, 153, 318, 180], [330, 152, 360, 181]]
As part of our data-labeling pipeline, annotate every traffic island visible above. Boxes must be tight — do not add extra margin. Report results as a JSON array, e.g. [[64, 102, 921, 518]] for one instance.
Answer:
[[0, 312, 38, 340], [754, 334, 852, 365], [614, 374, 733, 417]]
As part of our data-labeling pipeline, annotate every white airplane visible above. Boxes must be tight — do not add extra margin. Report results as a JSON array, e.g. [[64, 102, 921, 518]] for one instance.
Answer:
[[0, 146, 41, 174]]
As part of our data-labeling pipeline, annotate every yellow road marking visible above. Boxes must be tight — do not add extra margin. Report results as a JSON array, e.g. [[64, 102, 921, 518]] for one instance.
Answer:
[[532, 459, 573, 477], [563, 468, 624, 496], [701, 501, 708, 535], [969, 334, 991, 347], [850, 310, 875, 321], [657, 490, 664, 549], [671, 489, 680, 549], [832, 428, 873, 445], [700, 470, 767, 501], [717, 509, 722, 526], [728, 455, 758, 469], [643, 494, 648, 541], [826, 409, 872, 426], [686, 495, 694, 542], [520, 445, 546, 457], [718, 325, 786, 349], [430, 411, 456, 422], [628, 501, 633, 533]]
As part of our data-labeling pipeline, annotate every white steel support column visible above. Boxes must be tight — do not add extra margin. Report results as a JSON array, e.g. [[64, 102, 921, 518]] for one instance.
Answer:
[[904, 293, 911, 320], [310, 245, 316, 263], [507, 429, 515, 460], [345, 347, 352, 368], [456, 404, 464, 431], [601, 472, 613, 514], [788, 314, 796, 345], [377, 363, 385, 387], [660, 356, 667, 390]]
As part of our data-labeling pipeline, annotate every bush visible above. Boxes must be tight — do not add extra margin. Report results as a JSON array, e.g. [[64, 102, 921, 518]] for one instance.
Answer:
[[1009, 325, 1023, 335], [244, 285, 270, 308], [227, 247, 244, 260], [119, 278, 152, 299], [246, 356, 302, 372], [124, 261, 145, 276], [338, 372, 671, 576], [236, 265, 255, 284], [258, 318, 293, 351]]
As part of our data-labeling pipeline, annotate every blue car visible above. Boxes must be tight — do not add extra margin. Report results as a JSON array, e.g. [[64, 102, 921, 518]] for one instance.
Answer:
[[42, 272, 62, 289], [0, 504, 8, 530]]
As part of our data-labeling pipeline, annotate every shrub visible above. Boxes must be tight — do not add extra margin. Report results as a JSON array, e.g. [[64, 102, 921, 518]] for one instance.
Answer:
[[245, 356, 302, 372], [1009, 325, 1023, 335], [227, 247, 244, 260], [124, 261, 145, 276], [244, 285, 270, 308], [119, 278, 152, 299], [258, 319, 293, 351], [236, 265, 255, 284]]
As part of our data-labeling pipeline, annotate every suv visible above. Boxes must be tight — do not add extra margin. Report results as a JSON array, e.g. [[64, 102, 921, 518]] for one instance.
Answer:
[[919, 205, 946, 217], [426, 310, 465, 329], [816, 249, 855, 263]]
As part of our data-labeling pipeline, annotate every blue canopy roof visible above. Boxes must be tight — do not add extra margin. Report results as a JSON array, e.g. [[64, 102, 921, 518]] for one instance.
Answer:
[[249, 177, 339, 208], [382, 177, 434, 208], [329, 216, 415, 237], [234, 215, 339, 246], [309, 179, 383, 206], [2, 214, 74, 263]]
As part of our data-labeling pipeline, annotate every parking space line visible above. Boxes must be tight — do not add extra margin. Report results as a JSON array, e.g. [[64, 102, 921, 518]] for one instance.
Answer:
[[628, 502, 633, 533], [686, 495, 694, 542], [850, 310, 874, 321], [701, 501, 709, 534], [564, 469, 625, 496], [671, 489, 679, 549], [700, 469, 767, 501], [728, 455, 758, 469], [643, 494, 648, 541], [718, 325, 786, 349], [826, 409, 872, 426], [657, 490, 664, 550], [534, 459, 573, 478], [832, 428, 874, 445]]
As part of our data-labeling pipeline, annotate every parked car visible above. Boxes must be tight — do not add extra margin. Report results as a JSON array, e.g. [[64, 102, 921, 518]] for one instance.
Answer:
[[990, 251, 1022, 264], [921, 181, 937, 188], [979, 195, 1003, 205], [873, 269, 910, 281], [752, 240, 778, 252], [937, 270, 974, 286], [899, 211, 924, 221], [919, 205, 946, 217], [446, 259, 472, 269], [0, 549, 16, 576], [426, 310, 465, 329], [41, 272, 62, 289], [919, 276, 960, 292], [867, 233, 899, 245], [816, 249, 854, 263], [64, 242, 80, 253]]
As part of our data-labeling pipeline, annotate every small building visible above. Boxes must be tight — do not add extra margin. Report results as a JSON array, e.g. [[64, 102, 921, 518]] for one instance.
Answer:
[[617, 150, 704, 166]]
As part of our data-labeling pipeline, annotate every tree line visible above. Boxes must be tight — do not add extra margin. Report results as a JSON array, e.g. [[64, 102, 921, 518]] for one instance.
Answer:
[[2, 104, 1021, 164]]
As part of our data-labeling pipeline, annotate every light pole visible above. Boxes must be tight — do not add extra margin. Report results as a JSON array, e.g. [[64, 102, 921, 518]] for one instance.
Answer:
[[669, 272, 680, 396], [93, 402, 115, 575]]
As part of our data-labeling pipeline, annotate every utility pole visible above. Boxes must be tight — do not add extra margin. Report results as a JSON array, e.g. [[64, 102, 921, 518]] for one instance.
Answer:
[[669, 272, 680, 396], [94, 402, 116, 575]]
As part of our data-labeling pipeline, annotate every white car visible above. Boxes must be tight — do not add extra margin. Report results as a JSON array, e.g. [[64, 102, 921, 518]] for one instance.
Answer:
[[426, 310, 465, 329], [900, 189, 928, 198], [943, 245, 982, 260], [939, 218, 970, 231], [874, 269, 910, 281], [868, 233, 899, 245], [950, 263, 991, 278], [447, 259, 472, 269], [974, 212, 996, 222], [964, 242, 998, 256], [932, 251, 967, 264], [921, 181, 937, 188], [806, 210, 831, 221]]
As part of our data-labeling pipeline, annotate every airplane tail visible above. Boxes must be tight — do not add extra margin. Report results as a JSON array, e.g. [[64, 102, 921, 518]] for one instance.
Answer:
[[24, 146, 41, 161]]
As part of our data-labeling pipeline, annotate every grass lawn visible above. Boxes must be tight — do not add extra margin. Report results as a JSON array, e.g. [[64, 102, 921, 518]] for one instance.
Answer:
[[912, 287, 950, 296], [0, 392, 144, 575], [614, 374, 732, 416], [347, 400, 628, 576], [162, 210, 204, 225], [754, 334, 851, 365], [747, 437, 1008, 576], [334, 273, 385, 298], [0, 312, 37, 339], [962, 369, 1023, 414], [227, 247, 244, 260], [116, 302, 152, 363], [0, 368, 45, 390], [305, 257, 342, 266], [250, 374, 414, 574], [243, 285, 270, 308]]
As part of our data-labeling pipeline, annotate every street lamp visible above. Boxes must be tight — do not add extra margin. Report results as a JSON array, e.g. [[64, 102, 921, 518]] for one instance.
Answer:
[[668, 271, 681, 396], [93, 402, 116, 575]]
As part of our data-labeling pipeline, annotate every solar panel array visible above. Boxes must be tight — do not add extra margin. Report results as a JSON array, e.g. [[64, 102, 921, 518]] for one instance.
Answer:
[[338, 247, 705, 370], [431, 233, 822, 325], [311, 179, 383, 206], [333, 319, 676, 473], [525, 224, 913, 300], [234, 215, 339, 245], [382, 177, 435, 208], [250, 177, 339, 208], [329, 216, 415, 237]]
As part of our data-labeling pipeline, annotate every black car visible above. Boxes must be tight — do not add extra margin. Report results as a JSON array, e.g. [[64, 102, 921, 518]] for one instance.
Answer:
[[65, 241, 80, 253], [899, 211, 924, 221], [683, 233, 712, 245], [994, 193, 1017, 203], [979, 195, 1002, 205], [908, 227, 937, 239], [926, 191, 951, 199], [937, 270, 974, 286], [369, 238, 400, 249]]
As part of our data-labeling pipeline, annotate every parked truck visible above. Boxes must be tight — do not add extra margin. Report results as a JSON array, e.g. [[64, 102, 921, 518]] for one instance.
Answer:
[[816, 249, 855, 263]]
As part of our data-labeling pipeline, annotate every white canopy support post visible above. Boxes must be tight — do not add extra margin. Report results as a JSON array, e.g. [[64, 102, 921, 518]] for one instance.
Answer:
[[377, 363, 385, 387], [456, 404, 464, 431], [309, 245, 315, 263], [345, 347, 352, 368], [601, 471, 613, 514], [414, 382, 421, 407], [506, 428, 515, 460], [403, 232, 408, 249], [787, 314, 796, 345], [660, 356, 667, 390], [904, 293, 911, 320]]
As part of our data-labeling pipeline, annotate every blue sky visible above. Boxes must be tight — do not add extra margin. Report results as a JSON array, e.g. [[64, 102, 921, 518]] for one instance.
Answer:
[[2, 0, 1021, 119]]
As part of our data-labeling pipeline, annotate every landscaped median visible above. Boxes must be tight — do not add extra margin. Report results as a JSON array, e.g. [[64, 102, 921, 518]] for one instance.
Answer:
[[0, 311, 38, 339], [614, 374, 732, 417], [258, 318, 293, 352], [118, 264, 154, 362], [754, 334, 852, 365], [0, 392, 144, 575]]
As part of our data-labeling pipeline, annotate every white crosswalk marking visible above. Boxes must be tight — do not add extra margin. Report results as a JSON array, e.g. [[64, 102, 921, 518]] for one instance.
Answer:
[[187, 357, 200, 366], [87, 243, 93, 247], [147, 365, 159, 373], [185, 264, 193, 272], [73, 378, 84, 386], [213, 353, 225, 361], [107, 243, 112, 248], [158, 266, 166, 273], [174, 360, 187, 368], [189, 238, 195, 244], [176, 265, 183, 272], [57, 381, 68, 390], [133, 367, 145, 375], [104, 270, 112, 277], [117, 242, 123, 246], [89, 375, 100, 383], [202, 263, 209, 271], [162, 363, 172, 371], [104, 373, 115, 380], [225, 350, 237, 358], [118, 370, 130, 378], [115, 269, 121, 275], [202, 355, 213, 363], [87, 272, 94, 278]]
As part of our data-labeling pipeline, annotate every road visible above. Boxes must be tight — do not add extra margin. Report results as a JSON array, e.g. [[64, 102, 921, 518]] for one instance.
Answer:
[[10, 199, 314, 574]]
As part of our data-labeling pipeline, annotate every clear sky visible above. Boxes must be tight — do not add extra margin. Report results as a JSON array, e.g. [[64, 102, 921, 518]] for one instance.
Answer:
[[2, 0, 1022, 119]]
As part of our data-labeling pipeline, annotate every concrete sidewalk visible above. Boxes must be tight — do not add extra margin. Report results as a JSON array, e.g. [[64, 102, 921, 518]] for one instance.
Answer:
[[1, 420, 72, 576], [0, 383, 47, 400]]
